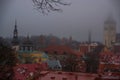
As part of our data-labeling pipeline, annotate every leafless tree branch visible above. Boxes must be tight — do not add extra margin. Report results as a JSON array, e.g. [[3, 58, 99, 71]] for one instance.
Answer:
[[32, 0, 70, 14]]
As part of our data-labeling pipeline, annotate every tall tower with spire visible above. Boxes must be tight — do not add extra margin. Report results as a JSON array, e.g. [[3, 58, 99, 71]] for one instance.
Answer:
[[88, 30, 92, 44], [13, 20, 18, 39], [11, 20, 19, 51], [88, 30, 92, 52], [104, 15, 116, 48]]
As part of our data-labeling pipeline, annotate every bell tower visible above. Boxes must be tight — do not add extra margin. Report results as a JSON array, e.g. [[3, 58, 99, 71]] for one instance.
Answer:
[[12, 20, 19, 51], [104, 15, 116, 48], [13, 20, 18, 39]]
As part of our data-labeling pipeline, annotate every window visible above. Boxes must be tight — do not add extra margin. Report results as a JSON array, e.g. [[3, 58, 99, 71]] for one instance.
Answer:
[[28, 46, 30, 51], [23, 46, 25, 51], [30, 47, 33, 51], [50, 77, 55, 80], [62, 78, 67, 80], [20, 47, 23, 51], [25, 47, 28, 51]]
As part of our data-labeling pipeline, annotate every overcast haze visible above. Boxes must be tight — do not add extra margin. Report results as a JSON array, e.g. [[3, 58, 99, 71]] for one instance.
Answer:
[[1, 0, 120, 42]]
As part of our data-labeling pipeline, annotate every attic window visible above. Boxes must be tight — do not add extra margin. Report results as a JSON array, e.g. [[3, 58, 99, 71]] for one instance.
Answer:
[[51, 77, 55, 79], [69, 72, 73, 75], [58, 72, 62, 74], [62, 77, 67, 80]]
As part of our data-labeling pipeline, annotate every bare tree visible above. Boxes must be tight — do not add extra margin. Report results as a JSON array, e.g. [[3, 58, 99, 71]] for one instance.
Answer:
[[32, 0, 70, 14]]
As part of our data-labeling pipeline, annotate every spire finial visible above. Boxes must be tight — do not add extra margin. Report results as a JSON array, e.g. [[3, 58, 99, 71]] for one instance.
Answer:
[[15, 19, 17, 29]]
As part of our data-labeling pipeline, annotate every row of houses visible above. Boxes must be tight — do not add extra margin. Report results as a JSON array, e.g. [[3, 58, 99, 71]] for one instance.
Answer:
[[15, 35, 120, 72]]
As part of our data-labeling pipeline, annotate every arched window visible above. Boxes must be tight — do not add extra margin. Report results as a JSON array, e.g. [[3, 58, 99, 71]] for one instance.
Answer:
[[25, 47, 28, 51], [30, 47, 33, 51], [28, 46, 30, 51]]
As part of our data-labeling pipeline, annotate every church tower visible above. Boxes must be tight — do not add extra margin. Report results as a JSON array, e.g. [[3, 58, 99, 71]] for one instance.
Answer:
[[104, 15, 116, 48], [12, 20, 19, 51], [88, 30, 92, 44], [88, 30, 92, 52]]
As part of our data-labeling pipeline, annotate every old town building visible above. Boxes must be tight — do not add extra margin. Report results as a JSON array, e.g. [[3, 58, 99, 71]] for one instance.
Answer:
[[104, 15, 116, 48]]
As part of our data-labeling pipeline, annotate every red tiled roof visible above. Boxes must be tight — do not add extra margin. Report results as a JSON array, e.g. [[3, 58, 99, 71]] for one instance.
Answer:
[[39, 71, 97, 80], [74, 51, 84, 57], [13, 63, 48, 80], [100, 51, 114, 56], [43, 45, 76, 55]]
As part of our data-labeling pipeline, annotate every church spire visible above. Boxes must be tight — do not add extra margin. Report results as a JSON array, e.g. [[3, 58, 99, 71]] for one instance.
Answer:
[[88, 30, 92, 44], [13, 19, 18, 39], [12, 20, 19, 46], [88, 30, 92, 52], [15, 19, 17, 28]]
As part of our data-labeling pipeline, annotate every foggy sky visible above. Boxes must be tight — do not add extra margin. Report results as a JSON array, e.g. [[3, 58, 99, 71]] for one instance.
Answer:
[[1, 0, 120, 42]]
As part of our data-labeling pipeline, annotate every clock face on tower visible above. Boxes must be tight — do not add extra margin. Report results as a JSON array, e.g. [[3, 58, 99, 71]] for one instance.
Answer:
[[104, 27, 107, 30], [110, 26, 114, 30]]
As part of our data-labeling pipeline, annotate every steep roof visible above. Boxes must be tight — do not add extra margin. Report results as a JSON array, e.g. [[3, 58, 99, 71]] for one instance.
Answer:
[[47, 60, 62, 70], [104, 15, 116, 24]]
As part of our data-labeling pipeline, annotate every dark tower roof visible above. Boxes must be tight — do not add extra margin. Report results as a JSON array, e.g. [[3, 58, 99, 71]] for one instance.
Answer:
[[104, 15, 116, 24], [12, 20, 19, 46]]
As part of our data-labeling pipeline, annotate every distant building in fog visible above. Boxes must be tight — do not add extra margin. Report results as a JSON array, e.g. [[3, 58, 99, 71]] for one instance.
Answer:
[[116, 33, 120, 42], [19, 35, 34, 53], [79, 42, 98, 53], [104, 15, 116, 48]]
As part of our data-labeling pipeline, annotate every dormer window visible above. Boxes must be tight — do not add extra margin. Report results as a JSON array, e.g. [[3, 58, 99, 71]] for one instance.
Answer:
[[62, 78, 67, 80], [54, 51, 57, 54], [50, 77, 55, 80]]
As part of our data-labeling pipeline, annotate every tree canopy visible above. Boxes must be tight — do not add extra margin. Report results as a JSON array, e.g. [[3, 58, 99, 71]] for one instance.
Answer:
[[0, 37, 17, 80]]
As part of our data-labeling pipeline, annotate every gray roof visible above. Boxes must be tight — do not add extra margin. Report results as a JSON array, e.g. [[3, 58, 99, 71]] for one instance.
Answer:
[[47, 60, 62, 70]]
